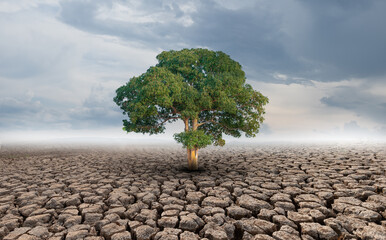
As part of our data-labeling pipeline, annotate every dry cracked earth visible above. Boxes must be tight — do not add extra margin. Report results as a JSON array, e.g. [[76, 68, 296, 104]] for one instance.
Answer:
[[0, 143, 385, 240]]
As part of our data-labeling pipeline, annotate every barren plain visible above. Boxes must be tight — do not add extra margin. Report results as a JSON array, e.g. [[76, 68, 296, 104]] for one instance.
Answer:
[[0, 143, 385, 240]]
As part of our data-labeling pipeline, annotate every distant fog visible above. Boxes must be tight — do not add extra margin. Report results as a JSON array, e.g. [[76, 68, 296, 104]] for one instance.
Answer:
[[1, 128, 385, 148]]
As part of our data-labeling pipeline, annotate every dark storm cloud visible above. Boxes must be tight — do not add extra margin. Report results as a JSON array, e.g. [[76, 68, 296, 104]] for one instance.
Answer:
[[321, 85, 386, 124], [294, 0, 386, 80], [183, 1, 299, 82], [58, 0, 386, 83]]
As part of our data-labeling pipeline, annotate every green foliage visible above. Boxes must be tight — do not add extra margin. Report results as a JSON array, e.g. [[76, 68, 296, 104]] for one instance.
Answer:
[[174, 130, 213, 149], [114, 48, 269, 148]]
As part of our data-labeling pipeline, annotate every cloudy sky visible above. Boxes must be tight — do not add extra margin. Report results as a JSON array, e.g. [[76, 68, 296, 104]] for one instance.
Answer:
[[1, 0, 385, 143]]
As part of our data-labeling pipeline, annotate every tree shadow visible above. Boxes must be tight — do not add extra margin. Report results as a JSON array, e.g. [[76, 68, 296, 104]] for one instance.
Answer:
[[175, 165, 208, 173]]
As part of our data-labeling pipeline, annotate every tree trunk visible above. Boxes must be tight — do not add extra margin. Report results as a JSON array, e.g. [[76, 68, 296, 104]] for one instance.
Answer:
[[188, 148, 198, 170], [185, 118, 199, 171], [184, 118, 192, 170], [188, 119, 199, 170], [187, 148, 191, 166]]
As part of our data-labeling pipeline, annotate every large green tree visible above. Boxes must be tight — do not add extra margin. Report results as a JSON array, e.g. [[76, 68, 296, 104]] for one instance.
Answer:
[[114, 48, 268, 170]]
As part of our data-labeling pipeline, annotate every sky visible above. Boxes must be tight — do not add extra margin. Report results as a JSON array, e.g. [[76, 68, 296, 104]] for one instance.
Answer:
[[0, 0, 385, 144]]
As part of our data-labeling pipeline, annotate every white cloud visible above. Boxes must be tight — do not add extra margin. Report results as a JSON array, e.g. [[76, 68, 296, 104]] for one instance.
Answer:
[[177, 1, 198, 13], [363, 78, 386, 97], [0, 0, 59, 13], [95, 0, 196, 27], [273, 72, 288, 81], [97, 2, 161, 24]]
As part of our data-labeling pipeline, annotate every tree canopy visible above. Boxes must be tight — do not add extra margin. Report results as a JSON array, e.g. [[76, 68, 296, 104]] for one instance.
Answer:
[[114, 48, 268, 150]]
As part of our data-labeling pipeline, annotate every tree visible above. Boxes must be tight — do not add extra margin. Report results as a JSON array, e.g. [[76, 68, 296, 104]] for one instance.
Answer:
[[114, 48, 268, 170]]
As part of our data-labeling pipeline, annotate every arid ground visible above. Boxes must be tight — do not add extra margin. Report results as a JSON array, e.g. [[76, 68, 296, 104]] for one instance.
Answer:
[[0, 143, 385, 240]]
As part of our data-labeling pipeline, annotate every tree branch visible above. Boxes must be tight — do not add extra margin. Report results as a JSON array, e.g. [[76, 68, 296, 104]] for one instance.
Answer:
[[197, 119, 239, 131], [197, 119, 214, 127], [138, 117, 180, 130], [171, 106, 180, 114]]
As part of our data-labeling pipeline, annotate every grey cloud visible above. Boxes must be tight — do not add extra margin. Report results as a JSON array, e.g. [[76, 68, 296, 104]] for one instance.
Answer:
[[58, 0, 183, 46], [56, 0, 386, 131], [68, 106, 122, 129], [58, 0, 299, 82], [0, 97, 41, 115], [68, 85, 122, 129], [320, 85, 386, 125], [292, 0, 386, 80], [184, 2, 300, 82], [0, 96, 66, 130], [192, 0, 386, 82], [0, 86, 123, 130], [57, 0, 386, 83]]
